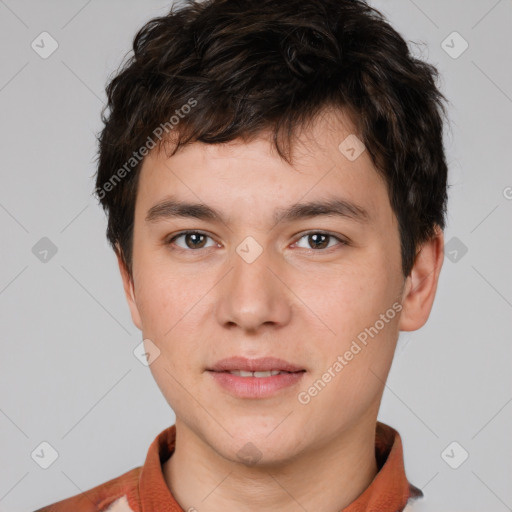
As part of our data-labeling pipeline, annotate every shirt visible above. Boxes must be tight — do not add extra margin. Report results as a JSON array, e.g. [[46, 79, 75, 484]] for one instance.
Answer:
[[33, 421, 423, 512]]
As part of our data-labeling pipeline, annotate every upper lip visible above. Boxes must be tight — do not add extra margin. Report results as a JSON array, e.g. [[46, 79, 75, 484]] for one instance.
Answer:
[[208, 357, 305, 373]]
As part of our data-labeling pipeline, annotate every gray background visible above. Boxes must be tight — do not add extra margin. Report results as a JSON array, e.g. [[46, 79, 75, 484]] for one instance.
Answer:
[[0, 1, 511, 511]]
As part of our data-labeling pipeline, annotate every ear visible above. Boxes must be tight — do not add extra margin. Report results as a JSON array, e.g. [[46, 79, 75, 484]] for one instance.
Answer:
[[399, 227, 444, 331], [116, 247, 143, 331]]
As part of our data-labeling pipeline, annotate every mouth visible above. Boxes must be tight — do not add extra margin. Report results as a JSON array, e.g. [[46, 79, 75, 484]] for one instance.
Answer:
[[207, 357, 306, 398]]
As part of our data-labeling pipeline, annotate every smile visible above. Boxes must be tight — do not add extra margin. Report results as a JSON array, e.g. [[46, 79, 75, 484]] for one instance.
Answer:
[[226, 370, 292, 377]]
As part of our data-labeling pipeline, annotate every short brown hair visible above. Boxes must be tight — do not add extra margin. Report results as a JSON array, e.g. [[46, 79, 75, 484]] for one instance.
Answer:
[[95, 0, 449, 278]]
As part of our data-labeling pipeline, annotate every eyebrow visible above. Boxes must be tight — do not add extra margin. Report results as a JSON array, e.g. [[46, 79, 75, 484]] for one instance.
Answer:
[[145, 196, 370, 226]]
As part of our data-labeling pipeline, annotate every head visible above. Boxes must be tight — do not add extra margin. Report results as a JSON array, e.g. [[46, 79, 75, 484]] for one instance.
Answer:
[[95, 0, 447, 464]]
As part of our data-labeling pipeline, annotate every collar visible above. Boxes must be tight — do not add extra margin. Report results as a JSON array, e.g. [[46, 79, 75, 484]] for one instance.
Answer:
[[137, 421, 422, 512]]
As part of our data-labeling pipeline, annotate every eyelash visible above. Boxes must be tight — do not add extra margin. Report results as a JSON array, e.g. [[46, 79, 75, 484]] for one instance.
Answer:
[[165, 230, 348, 253]]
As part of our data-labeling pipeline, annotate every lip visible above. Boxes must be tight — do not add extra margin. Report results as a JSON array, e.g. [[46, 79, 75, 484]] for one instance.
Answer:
[[206, 357, 306, 398], [208, 356, 304, 373]]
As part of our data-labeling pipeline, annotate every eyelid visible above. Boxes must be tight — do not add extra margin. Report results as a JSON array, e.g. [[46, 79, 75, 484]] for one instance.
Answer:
[[294, 229, 348, 242]]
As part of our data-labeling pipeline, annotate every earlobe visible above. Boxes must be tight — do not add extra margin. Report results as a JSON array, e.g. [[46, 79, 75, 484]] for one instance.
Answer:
[[398, 227, 444, 332], [116, 248, 143, 331]]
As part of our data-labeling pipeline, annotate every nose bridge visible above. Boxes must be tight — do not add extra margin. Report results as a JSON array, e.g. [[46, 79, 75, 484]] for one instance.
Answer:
[[214, 238, 292, 331]]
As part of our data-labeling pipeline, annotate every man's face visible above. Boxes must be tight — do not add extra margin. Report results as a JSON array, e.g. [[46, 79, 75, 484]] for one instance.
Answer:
[[122, 110, 408, 464]]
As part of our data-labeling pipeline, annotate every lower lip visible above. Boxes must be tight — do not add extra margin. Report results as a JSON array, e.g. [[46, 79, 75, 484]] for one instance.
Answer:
[[207, 371, 305, 398]]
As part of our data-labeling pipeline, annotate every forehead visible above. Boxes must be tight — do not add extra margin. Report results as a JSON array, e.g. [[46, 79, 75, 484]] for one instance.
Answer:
[[135, 108, 391, 227]]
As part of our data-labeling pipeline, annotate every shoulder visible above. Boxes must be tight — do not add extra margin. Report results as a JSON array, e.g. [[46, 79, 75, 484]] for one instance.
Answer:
[[33, 466, 142, 512]]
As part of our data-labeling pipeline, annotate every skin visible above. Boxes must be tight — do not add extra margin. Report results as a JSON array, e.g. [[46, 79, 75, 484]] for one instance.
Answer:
[[117, 108, 444, 512]]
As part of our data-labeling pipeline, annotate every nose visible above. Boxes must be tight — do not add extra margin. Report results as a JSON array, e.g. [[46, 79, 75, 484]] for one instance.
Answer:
[[214, 242, 293, 333]]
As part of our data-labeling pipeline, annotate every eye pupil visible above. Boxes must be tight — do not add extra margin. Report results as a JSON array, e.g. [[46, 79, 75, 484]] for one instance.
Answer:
[[186, 233, 206, 249], [309, 233, 329, 249]]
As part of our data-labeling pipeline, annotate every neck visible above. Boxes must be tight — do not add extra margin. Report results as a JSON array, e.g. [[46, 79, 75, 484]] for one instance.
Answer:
[[164, 418, 379, 512]]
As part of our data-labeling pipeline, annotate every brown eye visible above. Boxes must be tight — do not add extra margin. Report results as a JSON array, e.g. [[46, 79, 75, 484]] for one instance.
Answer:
[[308, 233, 329, 249], [294, 232, 346, 251], [167, 231, 216, 250]]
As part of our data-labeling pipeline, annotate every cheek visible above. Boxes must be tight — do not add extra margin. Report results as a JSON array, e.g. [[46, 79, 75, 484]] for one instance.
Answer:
[[300, 252, 402, 387], [133, 258, 211, 376], [134, 256, 199, 336], [136, 267, 203, 404], [307, 263, 395, 339]]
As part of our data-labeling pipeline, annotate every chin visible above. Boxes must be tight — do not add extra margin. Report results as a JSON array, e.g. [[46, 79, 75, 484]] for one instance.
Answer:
[[214, 423, 305, 468]]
